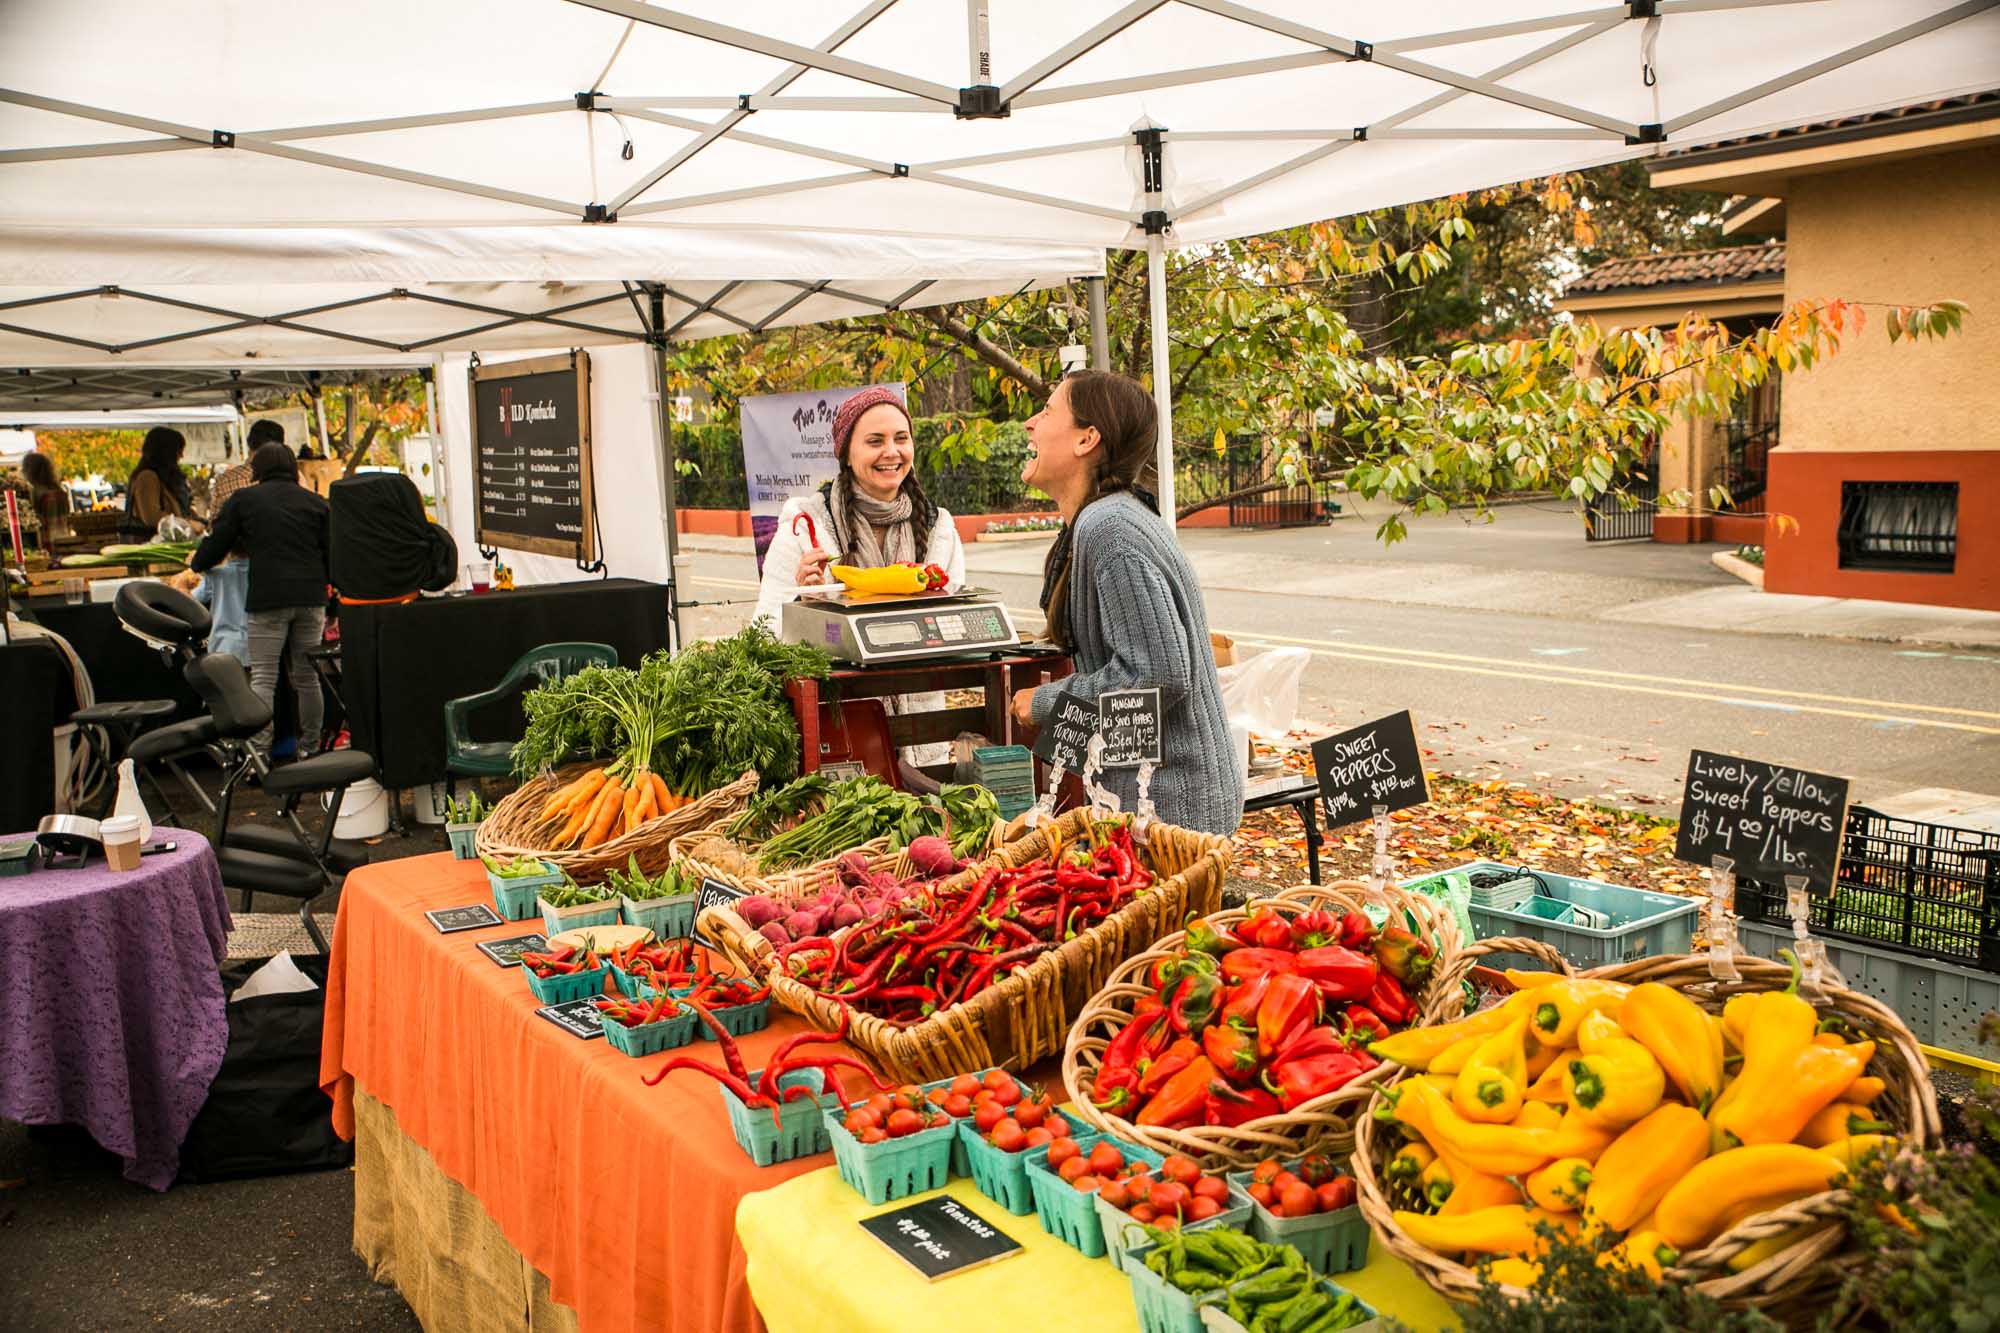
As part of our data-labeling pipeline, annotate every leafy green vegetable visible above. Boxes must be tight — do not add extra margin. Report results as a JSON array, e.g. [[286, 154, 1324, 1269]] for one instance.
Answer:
[[479, 853, 553, 879], [606, 853, 697, 901], [60, 540, 198, 568], [538, 878, 617, 908], [752, 777, 999, 870], [726, 772, 836, 843], [447, 791, 488, 824]]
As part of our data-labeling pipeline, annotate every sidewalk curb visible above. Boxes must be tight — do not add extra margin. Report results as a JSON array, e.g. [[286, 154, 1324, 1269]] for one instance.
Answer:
[[1711, 549, 1765, 589]]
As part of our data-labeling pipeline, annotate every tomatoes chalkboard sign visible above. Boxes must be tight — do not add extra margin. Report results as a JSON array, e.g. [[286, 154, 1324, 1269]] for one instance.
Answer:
[[859, 1195, 1023, 1281], [1674, 750, 1848, 894]]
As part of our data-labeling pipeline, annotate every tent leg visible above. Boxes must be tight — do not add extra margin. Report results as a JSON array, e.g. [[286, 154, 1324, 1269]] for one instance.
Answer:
[[1087, 271, 1110, 371], [422, 362, 444, 522], [647, 336, 684, 652], [1146, 234, 1175, 532]]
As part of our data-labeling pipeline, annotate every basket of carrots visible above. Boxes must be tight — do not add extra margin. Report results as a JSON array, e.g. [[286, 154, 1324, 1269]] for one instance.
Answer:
[[1351, 938, 1940, 1320], [475, 764, 758, 886]]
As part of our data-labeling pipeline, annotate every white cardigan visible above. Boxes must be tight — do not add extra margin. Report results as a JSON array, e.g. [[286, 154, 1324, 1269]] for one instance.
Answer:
[[753, 490, 968, 770], [752, 491, 966, 632]]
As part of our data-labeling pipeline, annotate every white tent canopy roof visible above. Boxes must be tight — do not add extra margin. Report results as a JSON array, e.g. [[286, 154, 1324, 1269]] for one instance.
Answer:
[[3, 0, 1994, 251], [0, 223, 1101, 367], [0, 403, 238, 427]]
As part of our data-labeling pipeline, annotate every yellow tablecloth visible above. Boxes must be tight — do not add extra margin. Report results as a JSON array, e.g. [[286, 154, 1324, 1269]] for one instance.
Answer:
[[737, 1167, 1459, 1333]]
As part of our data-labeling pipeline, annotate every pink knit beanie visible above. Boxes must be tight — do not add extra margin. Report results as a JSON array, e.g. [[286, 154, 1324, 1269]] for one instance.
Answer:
[[831, 386, 910, 463]]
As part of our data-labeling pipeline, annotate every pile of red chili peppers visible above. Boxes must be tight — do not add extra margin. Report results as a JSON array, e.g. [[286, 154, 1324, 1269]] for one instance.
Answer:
[[642, 1007, 894, 1132], [1093, 904, 1437, 1130], [778, 818, 1154, 1025]]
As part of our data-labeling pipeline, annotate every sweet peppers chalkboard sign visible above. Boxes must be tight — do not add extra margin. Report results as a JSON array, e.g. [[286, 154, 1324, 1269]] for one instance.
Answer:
[[1675, 750, 1849, 893], [1311, 710, 1428, 830], [1098, 688, 1163, 768], [470, 350, 594, 560]]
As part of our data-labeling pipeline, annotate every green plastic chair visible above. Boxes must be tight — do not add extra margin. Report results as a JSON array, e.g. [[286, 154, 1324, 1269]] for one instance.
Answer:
[[443, 641, 620, 778]]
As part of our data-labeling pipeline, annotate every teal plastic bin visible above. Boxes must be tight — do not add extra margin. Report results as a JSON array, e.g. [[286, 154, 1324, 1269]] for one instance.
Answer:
[[1100, 1186, 1250, 1276], [603, 1007, 696, 1057], [920, 1070, 1032, 1177], [1411, 861, 1698, 969], [1197, 1276, 1382, 1333], [1221, 1161, 1370, 1276], [1025, 1137, 1160, 1258], [960, 1122, 1101, 1216], [1125, 1242, 1236, 1333], [525, 963, 608, 1005], [446, 822, 481, 860], [697, 997, 771, 1040], [487, 860, 563, 922], [724, 1066, 840, 1166], [621, 893, 697, 939], [826, 1113, 955, 1205]]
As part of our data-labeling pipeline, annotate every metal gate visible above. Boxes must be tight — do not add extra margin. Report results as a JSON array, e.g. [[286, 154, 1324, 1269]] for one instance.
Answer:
[[1227, 446, 1329, 529], [1584, 474, 1658, 542]]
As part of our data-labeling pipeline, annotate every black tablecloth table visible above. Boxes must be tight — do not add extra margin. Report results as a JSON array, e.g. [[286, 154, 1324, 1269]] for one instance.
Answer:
[[340, 579, 671, 790], [0, 638, 74, 831]]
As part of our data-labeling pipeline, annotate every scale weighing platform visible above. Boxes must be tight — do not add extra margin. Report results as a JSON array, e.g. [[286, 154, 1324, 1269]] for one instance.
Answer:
[[781, 586, 1021, 665]]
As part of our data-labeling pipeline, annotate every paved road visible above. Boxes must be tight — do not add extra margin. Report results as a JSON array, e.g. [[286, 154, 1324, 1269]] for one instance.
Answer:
[[679, 505, 2000, 812]]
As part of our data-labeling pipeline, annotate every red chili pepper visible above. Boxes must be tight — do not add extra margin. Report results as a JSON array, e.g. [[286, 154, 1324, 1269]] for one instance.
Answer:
[[1293, 944, 1380, 1004], [758, 1011, 852, 1101], [1204, 1078, 1283, 1127], [1219, 948, 1299, 986], [685, 1000, 749, 1082], [1202, 1024, 1262, 1082], [642, 1053, 764, 1108], [1137, 1054, 1219, 1128], [1239, 907, 1294, 952], [1256, 972, 1321, 1060], [1288, 909, 1342, 950], [792, 512, 819, 548]]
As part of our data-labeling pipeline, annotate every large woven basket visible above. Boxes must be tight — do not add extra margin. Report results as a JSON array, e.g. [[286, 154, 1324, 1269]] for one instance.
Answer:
[[701, 807, 1230, 1084], [473, 766, 758, 885], [1353, 938, 1942, 1323], [1061, 880, 1465, 1168]]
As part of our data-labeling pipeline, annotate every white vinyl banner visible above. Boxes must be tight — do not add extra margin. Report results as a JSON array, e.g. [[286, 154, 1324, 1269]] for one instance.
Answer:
[[739, 383, 904, 574]]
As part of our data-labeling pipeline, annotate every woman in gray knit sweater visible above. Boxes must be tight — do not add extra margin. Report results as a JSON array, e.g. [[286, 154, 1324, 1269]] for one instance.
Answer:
[[1009, 372, 1243, 835]]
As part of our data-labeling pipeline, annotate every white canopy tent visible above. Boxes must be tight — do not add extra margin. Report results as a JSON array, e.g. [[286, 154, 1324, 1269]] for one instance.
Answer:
[[4, 0, 1994, 522]]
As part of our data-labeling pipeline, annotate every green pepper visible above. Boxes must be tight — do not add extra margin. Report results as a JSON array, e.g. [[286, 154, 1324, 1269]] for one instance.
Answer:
[[1230, 1268, 1311, 1306]]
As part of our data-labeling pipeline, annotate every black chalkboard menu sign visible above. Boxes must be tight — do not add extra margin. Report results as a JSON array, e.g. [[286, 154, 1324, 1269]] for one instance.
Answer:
[[1030, 693, 1098, 771], [1099, 688, 1163, 768], [859, 1195, 1022, 1281], [1674, 750, 1849, 893], [694, 876, 749, 948], [425, 903, 505, 934], [535, 997, 606, 1040], [1311, 710, 1428, 830], [470, 351, 595, 559]]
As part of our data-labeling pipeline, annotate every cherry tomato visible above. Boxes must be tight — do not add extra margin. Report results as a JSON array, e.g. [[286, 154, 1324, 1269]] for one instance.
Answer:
[[950, 1074, 982, 1099], [1251, 1159, 1283, 1187], [1087, 1142, 1126, 1176], [886, 1108, 925, 1138], [943, 1092, 973, 1118], [1161, 1154, 1201, 1187], [1152, 1213, 1181, 1232], [1069, 1174, 1103, 1193], [1188, 1196, 1222, 1221], [1023, 1126, 1053, 1149], [974, 1101, 1007, 1133], [991, 1083, 1021, 1109], [1044, 1113, 1071, 1138], [1150, 1182, 1190, 1216], [1246, 1182, 1275, 1209], [1047, 1137, 1082, 1169], [1099, 1179, 1131, 1210], [843, 1109, 878, 1135], [1317, 1177, 1357, 1212], [1193, 1176, 1230, 1203], [927, 1087, 951, 1107], [1125, 1174, 1154, 1205], [1129, 1203, 1158, 1225], [1057, 1155, 1091, 1183], [1278, 1180, 1317, 1218], [865, 1093, 895, 1119], [982, 1069, 1013, 1093], [1298, 1153, 1337, 1187], [991, 1118, 1026, 1153], [1014, 1101, 1046, 1131], [859, 1126, 888, 1145]]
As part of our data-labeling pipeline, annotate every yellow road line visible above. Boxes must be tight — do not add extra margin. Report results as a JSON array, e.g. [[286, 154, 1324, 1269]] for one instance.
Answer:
[[683, 576, 2000, 735]]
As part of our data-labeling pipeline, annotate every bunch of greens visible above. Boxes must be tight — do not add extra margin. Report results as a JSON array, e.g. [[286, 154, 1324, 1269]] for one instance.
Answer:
[[753, 777, 1000, 870], [538, 878, 617, 908], [938, 783, 1000, 860], [726, 772, 836, 843], [1457, 1230, 1778, 1333], [605, 854, 697, 901], [511, 624, 830, 792]]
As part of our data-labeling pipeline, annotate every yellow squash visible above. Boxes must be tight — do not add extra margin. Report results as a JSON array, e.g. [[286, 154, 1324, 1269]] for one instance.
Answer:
[[1654, 1145, 1847, 1250], [1583, 1104, 1710, 1232], [1620, 983, 1726, 1113]]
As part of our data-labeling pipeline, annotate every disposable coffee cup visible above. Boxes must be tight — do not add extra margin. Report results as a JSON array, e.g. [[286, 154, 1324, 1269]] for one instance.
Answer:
[[100, 815, 143, 872]]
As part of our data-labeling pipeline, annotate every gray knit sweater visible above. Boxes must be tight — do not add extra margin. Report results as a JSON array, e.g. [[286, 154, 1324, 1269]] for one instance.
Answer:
[[1030, 492, 1243, 836]]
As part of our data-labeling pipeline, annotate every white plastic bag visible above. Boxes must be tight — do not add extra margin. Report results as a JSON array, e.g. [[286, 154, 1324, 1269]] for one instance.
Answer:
[[1215, 646, 1311, 737]]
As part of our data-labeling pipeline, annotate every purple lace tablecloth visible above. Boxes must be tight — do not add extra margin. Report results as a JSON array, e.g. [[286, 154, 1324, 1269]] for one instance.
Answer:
[[0, 830, 232, 1190]]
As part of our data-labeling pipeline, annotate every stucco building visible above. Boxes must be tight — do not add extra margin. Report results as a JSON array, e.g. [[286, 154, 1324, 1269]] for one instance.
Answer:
[[1558, 93, 1998, 613]]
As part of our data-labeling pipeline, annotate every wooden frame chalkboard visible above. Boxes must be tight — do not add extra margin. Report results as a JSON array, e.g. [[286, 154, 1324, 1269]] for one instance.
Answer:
[[470, 351, 595, 560]]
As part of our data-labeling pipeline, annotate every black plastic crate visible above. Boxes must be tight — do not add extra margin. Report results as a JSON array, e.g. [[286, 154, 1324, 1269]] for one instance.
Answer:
[[1736, 806, 2000, 972]]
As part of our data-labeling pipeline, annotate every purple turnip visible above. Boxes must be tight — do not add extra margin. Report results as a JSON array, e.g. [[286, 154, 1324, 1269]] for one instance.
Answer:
[[906, 835, 957, 879], [736, 895, 783, 929], [783, 909, 821, 941], [831, 901, 865, 930], [758, 921, 790, 947]]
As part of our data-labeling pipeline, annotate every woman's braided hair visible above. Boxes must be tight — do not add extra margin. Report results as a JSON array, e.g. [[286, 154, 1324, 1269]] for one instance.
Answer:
[[1039, 371, 1158, 651]]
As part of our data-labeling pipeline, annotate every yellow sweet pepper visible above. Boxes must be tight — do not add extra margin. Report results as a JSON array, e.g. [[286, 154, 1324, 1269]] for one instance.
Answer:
[[1392, 1205, 1577, 1257], [1454, 1015, 1530, 1124], [1582, 1104, 1710, 1232], [1655, 1144, 1847, 1250], [1817, 1133, 1898, 1169], [1430, 1030, 1492, 1077], [1503, 969, 1564, 990], [1370, 994, 1527, 1070], [1544, 1106, 1617, 1162], [1421, 1156, 1457, 1209], [1440, 1167, 1524, 1216], [1391, 1078, 1559, 1178], [1525, 1157, 1594, 1213], [1797, 1101, 1891, 1147], [1720, 992, 1759, 1050], [1524, 1037, 1564, 1082], [1846, 1075, 1886, 1105], [1563, 1012, 1665, 1130], [1620, 983, 1725, 1113], [1601, 1231, 1680, 1282], [1483, 1257, 1543, 1289], [1523, 1051, 1576, 1103], [1385, 1140, 1437, 1190], [829, 563, 929, 594], [1726, 1221, 1835, 1273], [1513, 1100, 1562, 1132], [1711, 1025, 1873, 1149], [1527, 980, 1631, 1047]]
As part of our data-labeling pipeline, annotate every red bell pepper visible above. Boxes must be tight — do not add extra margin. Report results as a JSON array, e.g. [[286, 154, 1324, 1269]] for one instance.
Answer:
[[1255, 972, 1321, 1060], [1201, 1024, 1262, 1082], [1339, 912, 1374, 948], [1238, 906, 1295, 951], [1184, 919, 1243, 957], [1168, 970, 1221, 1035], [1220, 948, 1299, 985], [1293, 944, 1379, 1004], [1204, 1078, 1283, 1127], [1092, 1000, 1168, 1111], [1264, 1048, 1373, 1111], [1136, 1037, 1201, 1098], [1343, 1003, 1391, 1045], [1374, 925, 1435, 985], [1288, 909, 1341, 950], [1365, 970, 1414, 1026], [1219, 972, 1272, 1031], [1272, 1022, 1349, 1065], [1137, 1055, 1218, 1128]]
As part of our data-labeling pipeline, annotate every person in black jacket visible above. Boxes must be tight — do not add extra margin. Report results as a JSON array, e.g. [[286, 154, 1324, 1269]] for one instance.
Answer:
[[190, 443, 331, 759]]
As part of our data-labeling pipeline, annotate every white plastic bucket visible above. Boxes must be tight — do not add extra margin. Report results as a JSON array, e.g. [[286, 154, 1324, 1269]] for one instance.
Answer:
[[324, 778, 391, 839], [412, 779, 454, 826]]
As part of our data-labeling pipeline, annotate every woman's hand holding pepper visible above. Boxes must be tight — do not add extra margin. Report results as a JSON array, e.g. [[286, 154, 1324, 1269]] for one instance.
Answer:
[[795, 547, 831, 586]]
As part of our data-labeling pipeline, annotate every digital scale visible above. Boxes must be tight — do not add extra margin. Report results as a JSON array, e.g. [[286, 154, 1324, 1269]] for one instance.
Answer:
[[780, 586, 1021, 665]]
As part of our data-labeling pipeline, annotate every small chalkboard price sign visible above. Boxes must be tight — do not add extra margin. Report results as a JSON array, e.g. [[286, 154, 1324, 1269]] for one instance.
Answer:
[[535, 997, 606, 1040], [1311, 710, 1428, 830], [859, 1195, 1023, 1281], [425, 903, 505, 934], [477, 932, 548, 968], [1098, 688, 1163, 768], [1030, 693, 1098, 771], [1675, 750, 1849, 892], [694, 876, 749, 948]]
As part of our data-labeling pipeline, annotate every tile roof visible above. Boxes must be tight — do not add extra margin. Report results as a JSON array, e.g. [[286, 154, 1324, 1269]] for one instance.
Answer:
[[1565, 244, 1785, 297], [1662, 90, 2000, 159]]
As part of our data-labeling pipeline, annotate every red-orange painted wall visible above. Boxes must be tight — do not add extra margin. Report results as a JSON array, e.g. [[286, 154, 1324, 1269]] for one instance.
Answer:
[[1762, 449, 2000, 612], [1654, 513, 1765, 546], [674, 506, 1236, 541]]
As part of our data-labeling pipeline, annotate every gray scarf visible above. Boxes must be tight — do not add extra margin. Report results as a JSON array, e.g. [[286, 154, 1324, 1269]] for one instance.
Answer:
[[829, 475, 917, 568]]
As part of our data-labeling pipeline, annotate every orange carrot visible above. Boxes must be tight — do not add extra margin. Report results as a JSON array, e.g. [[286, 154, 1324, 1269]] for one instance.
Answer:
[[554, 796, 596, 848], [647, 772, 671, 814], [621, 783, 643, 837], [628, 785, 656, 834], [547, 768, 607, 822], [578, 777, 624, 848]]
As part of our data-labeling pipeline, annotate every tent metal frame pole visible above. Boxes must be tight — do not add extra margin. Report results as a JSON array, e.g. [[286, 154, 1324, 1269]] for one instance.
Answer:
[[967, 0, 991, 84], [752, 280, 831, 333], [606, 95, 937, 112], [920, 135, 1132, 171], [1664, 0, 1997, 134], [1146, 234, 1174, 531], [562, 0, 960, 105], [643, 286, 684, 651], [1013, 51, 1342, 107], [423, 361, 446, 526], [618, 169, 878, 217], [1087, 272, 1110, 371], [999, 1, 1169, 103], [664, 281, 743, 338]]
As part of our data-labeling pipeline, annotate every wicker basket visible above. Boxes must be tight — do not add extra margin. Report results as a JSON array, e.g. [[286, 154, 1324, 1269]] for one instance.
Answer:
[[1352, 938, 1942, 1322], [1061, 881, 1465, 1169], [700, 840, 916, 976], [473, 767, 758, 885], [708, 808, 1230, 1084]]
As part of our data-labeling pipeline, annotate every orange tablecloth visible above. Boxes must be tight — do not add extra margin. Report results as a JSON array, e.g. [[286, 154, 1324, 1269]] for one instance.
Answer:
[[318, 852, 845, 1333]]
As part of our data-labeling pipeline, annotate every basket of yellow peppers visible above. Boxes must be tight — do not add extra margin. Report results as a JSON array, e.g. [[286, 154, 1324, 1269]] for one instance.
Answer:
[[1352, 937, 1940, 1319]]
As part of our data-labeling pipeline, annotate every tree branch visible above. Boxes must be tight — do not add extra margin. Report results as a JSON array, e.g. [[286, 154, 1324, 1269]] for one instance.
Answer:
[[342, 421, 381, 476], [921, 305, 1049, 398]]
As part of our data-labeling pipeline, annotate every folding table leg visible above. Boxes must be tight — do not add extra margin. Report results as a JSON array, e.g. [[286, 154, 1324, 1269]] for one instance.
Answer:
[[1298, 797, 1324, 886]]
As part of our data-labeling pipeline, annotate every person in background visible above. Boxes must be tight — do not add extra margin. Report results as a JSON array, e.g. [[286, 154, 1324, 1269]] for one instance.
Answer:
[[20, 450, 71, 545], [190, 442, 330, 760], [121, 427, 193, 541], [1008, 371, 1242, 836], [754, 386, 966, 772], [209, 419, 278, 516], [172, 553, 250, 666]]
